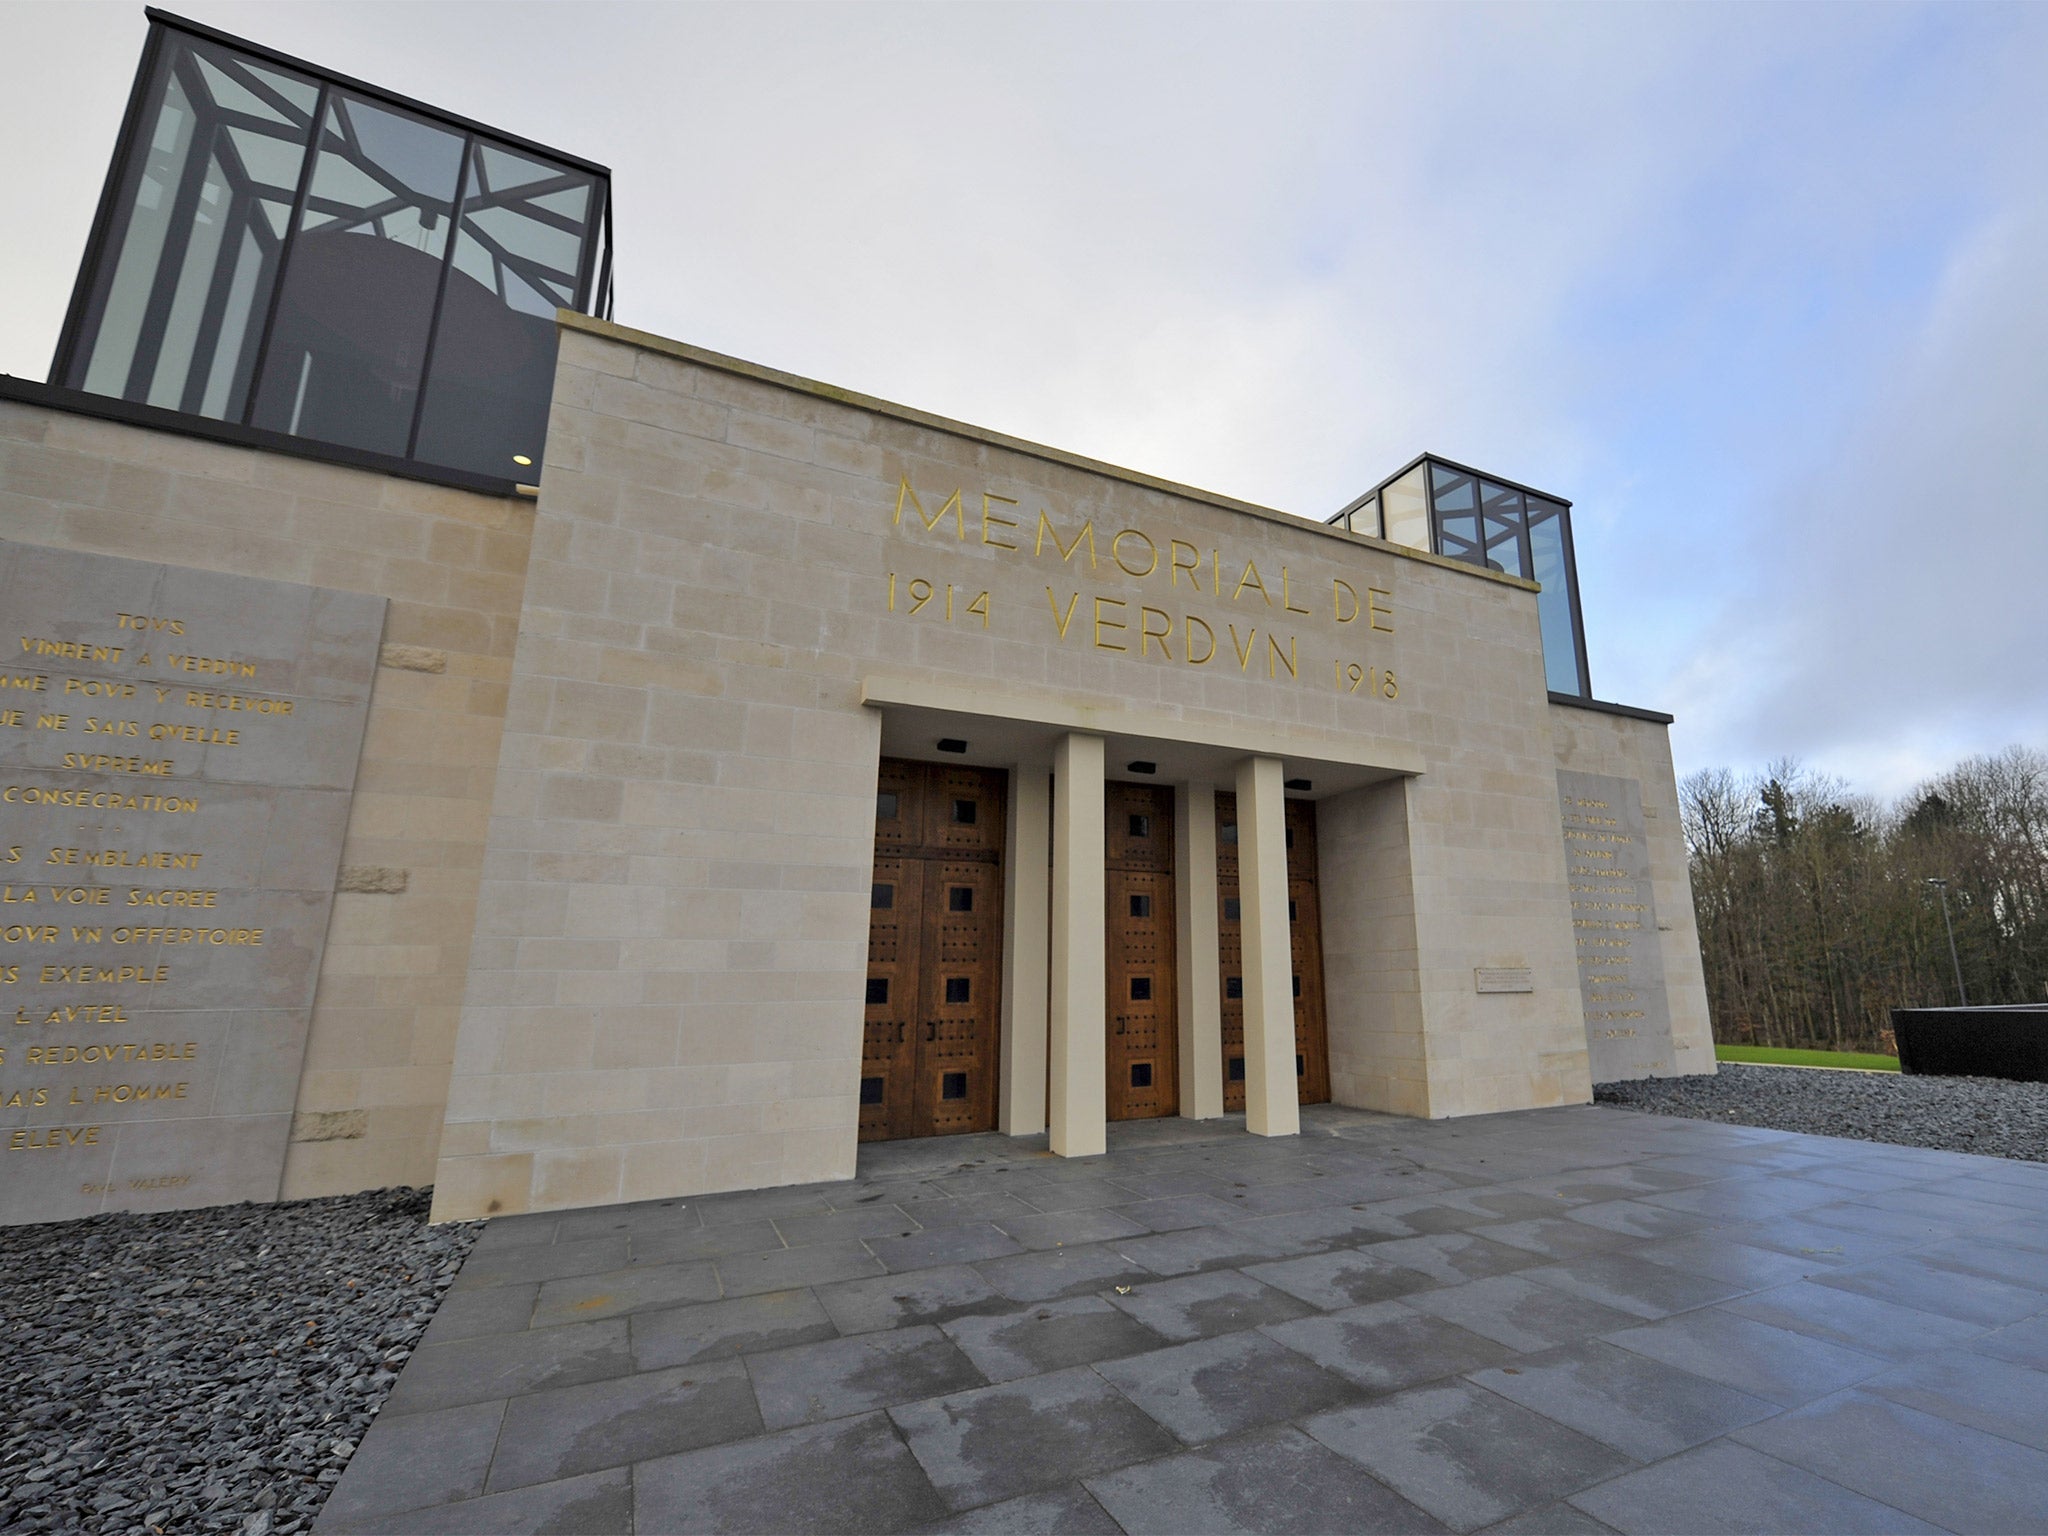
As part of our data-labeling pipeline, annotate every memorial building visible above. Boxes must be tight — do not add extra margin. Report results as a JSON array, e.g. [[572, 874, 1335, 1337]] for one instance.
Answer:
[[0, 11, 1712, 1229]]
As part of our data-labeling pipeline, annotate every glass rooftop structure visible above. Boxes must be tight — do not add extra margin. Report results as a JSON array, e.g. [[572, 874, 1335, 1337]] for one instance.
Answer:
[[48, 9, 612, 492], [1329, 454, 1590, 698]]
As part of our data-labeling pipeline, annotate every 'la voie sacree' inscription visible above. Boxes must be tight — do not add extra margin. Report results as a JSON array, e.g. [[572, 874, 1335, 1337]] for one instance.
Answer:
[[0, 542, 382, 1225]]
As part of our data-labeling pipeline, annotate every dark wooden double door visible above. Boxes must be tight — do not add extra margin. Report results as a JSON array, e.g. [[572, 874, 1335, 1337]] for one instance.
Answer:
[[862, 759, 1006, 1142], [1108, 783, 1178, 1120], [1216, 793, 1332, 1110]]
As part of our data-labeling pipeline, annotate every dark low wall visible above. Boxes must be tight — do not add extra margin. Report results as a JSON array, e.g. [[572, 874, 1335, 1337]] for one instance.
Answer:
[[1891, 1006, 2048, 1083]]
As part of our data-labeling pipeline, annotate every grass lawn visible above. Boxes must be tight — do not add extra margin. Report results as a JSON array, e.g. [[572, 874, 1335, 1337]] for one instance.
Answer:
[[1716, 1044, 1901, 1072]]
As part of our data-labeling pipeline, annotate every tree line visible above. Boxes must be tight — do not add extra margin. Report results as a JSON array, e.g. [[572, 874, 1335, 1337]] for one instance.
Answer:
[[1681, 745, 2048, 1053]]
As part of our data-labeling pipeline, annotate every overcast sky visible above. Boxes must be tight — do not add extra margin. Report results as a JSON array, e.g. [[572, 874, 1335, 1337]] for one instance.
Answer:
[[4, 1, 2044, 804]]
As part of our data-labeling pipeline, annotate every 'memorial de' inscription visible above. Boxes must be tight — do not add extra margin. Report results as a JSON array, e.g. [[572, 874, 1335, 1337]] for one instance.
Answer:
[[1558, 770, 1674, 1081], [0, 543, 382, 1224]]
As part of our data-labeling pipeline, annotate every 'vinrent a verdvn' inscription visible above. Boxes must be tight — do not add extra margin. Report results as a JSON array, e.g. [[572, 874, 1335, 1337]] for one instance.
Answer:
[[0, 543, 383, 1225], [1558, 770, 1674, 1080]]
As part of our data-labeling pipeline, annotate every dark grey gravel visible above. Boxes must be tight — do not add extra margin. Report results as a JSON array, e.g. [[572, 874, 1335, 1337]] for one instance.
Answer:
[[0, 1186, 477, 1536], [1597, 1060, 2048, 1163]]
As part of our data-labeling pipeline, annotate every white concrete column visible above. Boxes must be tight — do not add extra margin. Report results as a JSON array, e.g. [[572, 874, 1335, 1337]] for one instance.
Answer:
[[1048, 732, 1106, 1157], [1174, 781, 1224, 1119], [1235, 755, 1301, 1138], [1000, 763, 1051, 1136]]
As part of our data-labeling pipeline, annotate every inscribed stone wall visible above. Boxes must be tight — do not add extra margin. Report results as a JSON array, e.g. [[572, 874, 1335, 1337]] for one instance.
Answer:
[[1549, 705, 1715, 1078], [0, 401, 535, 1194], [434, 317, 1596, 1216], [0, 543, 380, 1223]]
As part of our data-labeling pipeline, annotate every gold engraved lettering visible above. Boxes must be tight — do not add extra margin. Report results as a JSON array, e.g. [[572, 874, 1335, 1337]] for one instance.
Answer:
[[60, 754, 173, 776], [1333, 580, 1359, 624], [181, 690, 290, 714], [0, 674, 49, 692], [1139, 606, 1173, 659], [116, 613, 185, 635], [7, 1125, 101, 1151], [1170, 541, 1201, 589], [981, 492, 1019, 549], [1267, 633, 1298, 680], [1185, 615, 1216, 665], [1047, 589, 1081, 640], [1233, 561, 1271, 606], [1280, 568, 1310, 616], [1111, 529, 1159, 578], [1228, 624, 1258, 671], [1035, 513, 1097, 569], [893, 479, 964, 537], [1093, 598, 1128, 651], [23, 638, 124, 665], [1368, 587, 1395, 632]]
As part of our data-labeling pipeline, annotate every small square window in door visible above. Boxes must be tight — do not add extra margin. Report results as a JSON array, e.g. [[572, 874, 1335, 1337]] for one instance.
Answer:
[[1130, 1062, 1153, 1088], [952, 799, 977, 825], [945, 977, 971, 1003], [1128, 814, 1151, 837], [860, 1077, 885, 1105], [1130, 976, 1152, 1001], [948, 886, 973, 912], [1129, 893, 1152, 918], [941, 1072, 968, 1100], [865, 978, 888, 1004]]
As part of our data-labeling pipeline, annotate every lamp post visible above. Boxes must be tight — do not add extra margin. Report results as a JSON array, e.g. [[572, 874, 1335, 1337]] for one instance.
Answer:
[[1926, 878, 1966, 1006]]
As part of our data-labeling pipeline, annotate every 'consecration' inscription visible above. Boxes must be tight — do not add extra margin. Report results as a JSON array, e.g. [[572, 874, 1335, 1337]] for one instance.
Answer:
[[1558, 770, 1674, 1082], [0, 542, 383, 1225]]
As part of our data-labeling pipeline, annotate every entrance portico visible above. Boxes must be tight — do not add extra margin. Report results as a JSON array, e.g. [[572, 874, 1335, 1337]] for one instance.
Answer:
[[863, 673, 1423, 1158]]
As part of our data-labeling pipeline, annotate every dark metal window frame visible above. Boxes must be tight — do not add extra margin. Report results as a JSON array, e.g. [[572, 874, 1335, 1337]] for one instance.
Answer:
[[46, 7, 613, 495], [1326, 451, 1592, 698]]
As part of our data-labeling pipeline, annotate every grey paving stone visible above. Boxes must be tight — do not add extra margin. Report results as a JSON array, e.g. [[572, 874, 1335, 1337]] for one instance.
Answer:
[[976, 1240, 1155, 1301], [486, 1358, 761, 1491], [1020, 1178, 1145, 1212], [1398, 1275, 1641, 1355], [816, 1263, 1012, 1335], [1518, 1253, 1747, 1321], [1807, 1254, 2048, 1326], [1972, 1312, 2048, 1370], [631, 1288, 838, 1368], [629, 1217, 785, 1265], [1449, 1189, 1587, 1223], [1719, 1279, 1990, 1358], [717, 1237, 886, 1296], [449, 1235, 630, 1291], [1468, 1341, 1778, 1461], [1111, 1193, 1248, 1231], [1730, 1390, 2048, 1532], [775, 1206, 924, 1247], [691, 1188, 839, 1227], [317, 1400, 503, 1526], [465, 1213, 562, 1254], [996, 1206, 1150, 1250], [381, 1319, 633, 1415], [1799, 1199, 1976, 1244], [335, 1468, 634, 1535], [892, 1190, 1046, 1228], [1858, 1350, 2048, 1451], [1639, 1178, 1835, 1221], [1084, 1423, 1447, 1535], [1093, 1167, 1234, 1200], [1561, 1200, 1724, 1241], [1727, 1212, 1915, 1266], [553, 1197, 696, 1242], [1240, 1201, 1419, 1249], [1244, 1247, 1440, 1310], [1473, 1500, 1618, 1535], [419, 1281, 537, 1345], [1374, 1232, 1542, 1286], [748, 1325, 988, 1428], [1112, 1222, 1313, 1277], [1473, 1218, 1640, 1261], [1601, 1308, 1889, 1406], [871, 1223, 1026, 1271], [1566, 1438, 1938, 1535], [1263, 1300, 1514, 1395], [1095, 1328, 1360, 1444], [908, 1485, 1122, 1534], [1301, 1380, 1634, 1533], [890, 1365, 1179, 1511], [941, 1295, 1164, 1382], [1851, 1187, 2034, 1230], [1105, 1269, 1317, 1341], [1624, 1234, 1823, 1290], [529, 1258, 721, 1327], [634, 1410, 949, 1534], [1910, 1232, 2048, 1293]]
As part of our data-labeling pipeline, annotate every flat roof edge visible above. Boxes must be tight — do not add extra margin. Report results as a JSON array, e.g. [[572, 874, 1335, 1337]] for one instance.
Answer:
[[558, 313, 1539, 594], [1548, 692, 1675, 726]]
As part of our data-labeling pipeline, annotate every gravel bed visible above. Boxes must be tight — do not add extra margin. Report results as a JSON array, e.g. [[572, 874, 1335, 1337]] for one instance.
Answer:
[[1597, 1060, 2048, 1162], [0, 1187, 477, 1536]]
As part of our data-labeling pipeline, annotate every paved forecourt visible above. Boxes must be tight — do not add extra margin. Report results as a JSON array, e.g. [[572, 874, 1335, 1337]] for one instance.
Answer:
[[318, 1104, 2048, 1534]]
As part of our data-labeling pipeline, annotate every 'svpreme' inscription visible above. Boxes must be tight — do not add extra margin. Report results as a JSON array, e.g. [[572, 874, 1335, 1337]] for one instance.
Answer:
[[0, 543, 382, 1225], [1558, 770, 1674, 1081]]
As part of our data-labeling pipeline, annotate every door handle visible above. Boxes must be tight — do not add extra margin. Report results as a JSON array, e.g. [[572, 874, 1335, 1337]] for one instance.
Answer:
[[926, 1020, 937, 1042]]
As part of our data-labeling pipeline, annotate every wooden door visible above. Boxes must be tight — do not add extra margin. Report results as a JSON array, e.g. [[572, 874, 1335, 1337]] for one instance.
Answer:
[[1215, 792, 1330, 1110], [862, 761, 1005, 1141], [1107, 782, 1177, 1119]]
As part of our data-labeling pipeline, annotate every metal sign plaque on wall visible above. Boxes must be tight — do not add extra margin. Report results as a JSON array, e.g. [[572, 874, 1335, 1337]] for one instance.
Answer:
[[0, 542, 383, 1225]]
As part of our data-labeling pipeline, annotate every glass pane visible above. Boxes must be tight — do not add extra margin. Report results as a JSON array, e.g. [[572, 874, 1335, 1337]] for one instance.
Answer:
[[1380, 467, 1429, 550], [412, 141, 600, 478], [1528, 501, 1584, 694], [1346, 494, 1381, 539], [248, 93, 467, 455], [1431, 462, 1481, 563], [75, 39, 314, 421], [1480, 480, 1529, 579]]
